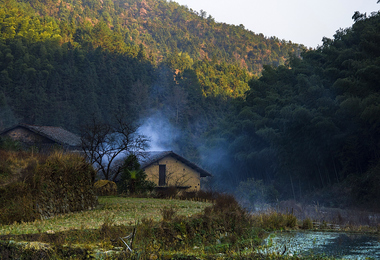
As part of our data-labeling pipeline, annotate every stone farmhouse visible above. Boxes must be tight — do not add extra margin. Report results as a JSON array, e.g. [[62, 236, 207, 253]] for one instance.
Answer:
[[0, 124, 81, 152], [0, 125, 212, 191]]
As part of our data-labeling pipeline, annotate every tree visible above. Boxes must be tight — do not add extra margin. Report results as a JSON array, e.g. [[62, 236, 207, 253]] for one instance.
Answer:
[[117, 154, 155, 194], [80, 116, 149, 181], [352, 11, 366, 22], [168, 85, 188, 125], [199, 9, 207, 19], [237, 178, 279, 210]]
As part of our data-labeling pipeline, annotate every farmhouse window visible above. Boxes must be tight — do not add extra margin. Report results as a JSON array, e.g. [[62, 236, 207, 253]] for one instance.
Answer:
[[159, 165, 166, 186]]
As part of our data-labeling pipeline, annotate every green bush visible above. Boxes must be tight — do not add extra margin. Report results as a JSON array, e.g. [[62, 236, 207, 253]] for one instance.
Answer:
[[0, 182, 38, 224], [117, 154, 156, 195], [94, 180, 117, 196], [0, 136, 21, 151], [253, 211, 298, 231], [302, 218, 313, 229], [134, 193, 259, 254], [160, 206, 178, 221]]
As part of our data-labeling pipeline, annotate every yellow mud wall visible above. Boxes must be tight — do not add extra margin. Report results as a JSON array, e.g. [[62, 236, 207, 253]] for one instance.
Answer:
[[144, 155, 201, 191]]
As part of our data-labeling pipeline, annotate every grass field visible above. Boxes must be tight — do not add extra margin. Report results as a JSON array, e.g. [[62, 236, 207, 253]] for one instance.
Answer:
[[2, 195, 371, 259], [0, 196, 211, 236]]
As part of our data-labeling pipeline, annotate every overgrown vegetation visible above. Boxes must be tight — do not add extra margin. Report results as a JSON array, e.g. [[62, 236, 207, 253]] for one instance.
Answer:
[[0, 0, 300, 172], [0, 150, 97, 225], [81, 116, 150, 181], [1, 0, 380, 218], [117, 154, 156, 195], [202, 10, 380, 209], [0, 136, 21, 151], [1, 165, 378, 259], [0, 0, 300, 132], [0, 194, 310, 259], [1, 0, 380, 257]]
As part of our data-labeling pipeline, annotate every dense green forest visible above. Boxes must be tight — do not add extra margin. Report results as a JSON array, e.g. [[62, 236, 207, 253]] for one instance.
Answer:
[[202, 10, 380, 208], [23, 0, 301, 71], [0, 0, 300, 128], [0, 0, 380, 208], [0, 0, 299, 159]]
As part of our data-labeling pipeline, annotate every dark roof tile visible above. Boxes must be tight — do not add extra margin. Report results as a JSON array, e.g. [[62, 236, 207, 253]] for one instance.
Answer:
[[0, 124, 81, 147], [139, 151, 212, 177], [24, 125, 81, 146]]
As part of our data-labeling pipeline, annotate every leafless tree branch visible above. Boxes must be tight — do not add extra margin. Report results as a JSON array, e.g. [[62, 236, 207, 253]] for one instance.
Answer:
[[81, 116, 148, 181]]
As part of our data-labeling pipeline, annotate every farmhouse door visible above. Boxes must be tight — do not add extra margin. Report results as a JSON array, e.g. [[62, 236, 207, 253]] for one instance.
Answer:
[[159, 165, 166, 186]]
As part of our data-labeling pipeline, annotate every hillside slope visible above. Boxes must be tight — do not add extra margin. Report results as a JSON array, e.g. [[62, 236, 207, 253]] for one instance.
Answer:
[[22, 0, 302, 73], [0, 0, 301, 152], [201, 11, 380, 208]]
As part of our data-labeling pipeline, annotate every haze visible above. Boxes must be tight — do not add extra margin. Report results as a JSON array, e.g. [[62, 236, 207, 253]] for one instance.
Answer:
[[174, 0, 380, 48]]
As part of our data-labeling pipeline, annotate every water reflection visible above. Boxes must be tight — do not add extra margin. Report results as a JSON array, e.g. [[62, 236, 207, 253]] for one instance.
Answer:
[[260, 231, 380, 259]]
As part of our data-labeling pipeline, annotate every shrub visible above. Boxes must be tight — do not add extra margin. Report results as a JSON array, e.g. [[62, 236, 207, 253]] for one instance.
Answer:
[[0, 151, 44, 224], [34, 152, 98, 217], [94, 180, 118, 196], [0, 136, 21, 151], [253, 211, 298, 231], [0, 151, 98, 224], [177, 190, 217, 201], [0, 182, 38, 224], [132, 194, 251, 254], [302, 218, 313, 229], [154, 186, 178, 198], [160, 206, 178, 221], [117, 154, 156, 195]]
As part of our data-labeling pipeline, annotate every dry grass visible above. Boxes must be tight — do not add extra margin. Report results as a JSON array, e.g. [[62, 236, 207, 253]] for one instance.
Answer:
[[1, 194, 356, 259], [274, 200, 380, 232], [0, 150, 98, 224], [0, 150, 43, 187], [0, 196, 212, 236]]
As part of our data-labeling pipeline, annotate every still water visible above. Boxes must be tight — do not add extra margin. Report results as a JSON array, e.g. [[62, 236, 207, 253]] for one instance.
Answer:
[[260, 231, 380, 259]]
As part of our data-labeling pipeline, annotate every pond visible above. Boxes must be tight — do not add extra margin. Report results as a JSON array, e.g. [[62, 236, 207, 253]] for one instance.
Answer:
[[259, 231, 380, 259]]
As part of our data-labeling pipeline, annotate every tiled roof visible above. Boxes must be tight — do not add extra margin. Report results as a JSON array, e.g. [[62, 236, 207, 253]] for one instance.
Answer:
[[139, 151, 173, 168], [24, 124, 81, 146], [139, 151, 212, 177], [1, 124, 81, 147]]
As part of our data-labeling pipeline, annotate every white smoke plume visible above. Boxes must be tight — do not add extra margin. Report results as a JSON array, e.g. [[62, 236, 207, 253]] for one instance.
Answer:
[[137, 112, 181, 152]]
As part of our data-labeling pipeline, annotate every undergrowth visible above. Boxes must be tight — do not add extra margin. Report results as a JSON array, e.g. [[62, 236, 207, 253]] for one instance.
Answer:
[[0, 150, 340, 259], [0, 193, 304, 259], [0, 150, 97, 225]]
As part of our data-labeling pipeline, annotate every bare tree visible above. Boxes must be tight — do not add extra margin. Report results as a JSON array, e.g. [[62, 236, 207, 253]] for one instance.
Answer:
[[166, 170, 194, 187], [81, 116, 148, 181]]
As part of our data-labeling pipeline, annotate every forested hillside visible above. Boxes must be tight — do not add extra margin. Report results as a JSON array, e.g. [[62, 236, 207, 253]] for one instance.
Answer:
[[23, 0, 300, 71], [0, 0, 300, 128], [1, 0, 380, 208], [202, 11, 380, 208], [0, 0, 301, 158]]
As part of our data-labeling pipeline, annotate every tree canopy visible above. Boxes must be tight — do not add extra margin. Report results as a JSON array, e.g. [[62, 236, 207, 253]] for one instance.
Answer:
[[1, 0, 380, 207], [201, 11, 380, 207]]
